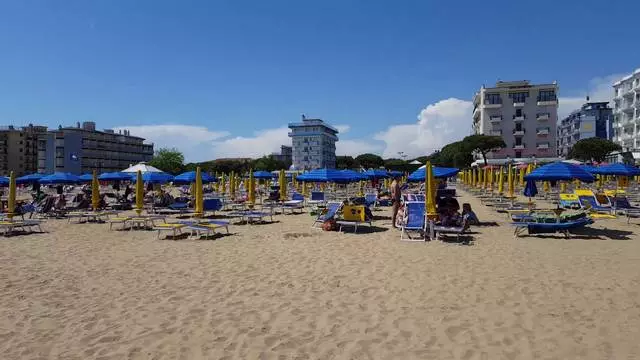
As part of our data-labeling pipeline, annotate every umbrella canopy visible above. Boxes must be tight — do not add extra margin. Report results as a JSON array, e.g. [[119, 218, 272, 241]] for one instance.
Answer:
[[592, 163, 640, 176], [523, 180, 538, 198], [297, 168, 354, 183], [363, 169, 389, 179], [131, 172, 174, 184], [0, 176, 8, 186], [173, 171, 215, 184], [99, 172, 133, 181], [122, 162, 163, 173], [78, 173, 94, 182], [388, 170, 403, 177], [562, 159, 583, 165], [340, 169, 367, 182], [524, 162, 595, 182], [16, 173, 45, 184], [253, 170, 274, 179], [407, 167, 459, 182], [39, 172, 81, 185], [409, 160, 422, 165], [579, 164, 599, 173]]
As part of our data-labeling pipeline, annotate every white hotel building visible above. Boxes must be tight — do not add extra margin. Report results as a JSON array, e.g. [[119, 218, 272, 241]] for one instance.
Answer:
[[612, 69, 640, 151], [288, 116, 339, 170]]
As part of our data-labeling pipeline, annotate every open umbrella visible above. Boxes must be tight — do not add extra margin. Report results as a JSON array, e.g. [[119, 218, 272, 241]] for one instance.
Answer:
[[524, 162, 595, 182], [593, 163, 640, 176], [173, 171, 215, 184], [296, 168, 354, 183], [16, 173, 45, 185], [39, 172, 80, 185], [363, 169, 389, 179], [0, 176, 8, 186], [407, 167, 459, 182], [253, 171, 273, 180], [131, 172, 174, 184], [78, 173, 94, 182], [99, 172, 133, 181], [340, 169, 367, 182]]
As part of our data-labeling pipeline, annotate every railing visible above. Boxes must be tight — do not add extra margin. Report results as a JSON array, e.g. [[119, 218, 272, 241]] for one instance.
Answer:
[[513, 115, 526, 121]]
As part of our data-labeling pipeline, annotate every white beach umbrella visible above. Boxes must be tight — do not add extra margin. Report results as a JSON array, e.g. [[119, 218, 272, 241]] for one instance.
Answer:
[[122, 162, 163, 173]]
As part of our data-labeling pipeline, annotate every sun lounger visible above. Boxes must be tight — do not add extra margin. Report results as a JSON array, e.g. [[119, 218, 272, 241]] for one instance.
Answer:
[[153, 223, 186, 239], [185, 223, 228, 239], [0, 219, 43, 236], [282, 200, 304, 214], [228, 209, 274, 224], [178, 219, 230, 233], [575, 189, 612, 214], [400, 201, 426, 241], [108, 216, 131, 230], [336, 205, 372, 233], [429, 218, 469, 241], [511, 217, 594, 238], [364, 194, 378, 209], [311, 202, 341, 230], [307, 191, 325, 207], [559, 193, 581, 209]]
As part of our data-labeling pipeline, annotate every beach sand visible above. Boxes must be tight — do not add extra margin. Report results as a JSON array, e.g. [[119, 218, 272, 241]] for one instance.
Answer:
[[1, 190, 640, 359]]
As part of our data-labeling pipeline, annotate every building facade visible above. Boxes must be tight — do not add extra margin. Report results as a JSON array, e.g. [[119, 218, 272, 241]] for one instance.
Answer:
[[288, 117, 339, 170], [472, 80, 558, 159], [38, 121, 154, 174], [270, 145, 293, 164], [0, 124, 48, 177], [612, 68, 640, 151], [557, 101, 613, 157]]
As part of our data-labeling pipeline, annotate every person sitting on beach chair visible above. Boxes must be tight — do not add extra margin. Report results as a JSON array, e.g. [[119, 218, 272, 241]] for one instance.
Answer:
[[461, 203, 479, 225]]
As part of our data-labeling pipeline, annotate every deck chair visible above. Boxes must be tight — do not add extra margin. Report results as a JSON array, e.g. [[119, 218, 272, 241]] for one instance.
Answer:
[[430, 217, 469, 241], [185, 223, 227, 239], [153, 223, 186, 239], [311, 201, 341, 229], [282, 200, 304, 214], [364, 194, 378, 209], [336, 205, 372, 233], [559, 194, 581, 209], [400, 201, 426, 241], [575, 189, 612, 214], [307, 191, 325, 206], [511, 217, 594, 238], [108, 216, 131, 230]]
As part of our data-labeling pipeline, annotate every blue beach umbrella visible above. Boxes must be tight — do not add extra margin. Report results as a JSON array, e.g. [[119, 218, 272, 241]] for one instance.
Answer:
[[99, 172, 134, 181], [39, 172, 81, 185], [131, 172, 174, 184], [579, 164, 599, 174], [16, 173, 45, 185], [407, 167, 460, 182], [388, 170, 403, 177], [363, 169, 390, 179], [0, 176, 8, 186], [523, 179, 538, 198], [78, 173, 94, 182], [592, 163, 640, 176], [296, 168, 353, 183], [524, 162, 594, 182], [173, 170, 215, 184], [341, 169, 367, 182], [252, 171, 274, 180]]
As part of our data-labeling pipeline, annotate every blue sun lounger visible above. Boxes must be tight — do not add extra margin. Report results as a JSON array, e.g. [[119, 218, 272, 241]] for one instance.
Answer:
[[511, 217, 593, 238], [311, 202, 341, 229], [400, 201, 426, 241]]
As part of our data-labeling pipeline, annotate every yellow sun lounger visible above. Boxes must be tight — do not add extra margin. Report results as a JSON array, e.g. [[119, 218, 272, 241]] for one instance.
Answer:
[[108, 217, 131, 230], [185, 223, 226, 239], [153, 223, 186, 239]]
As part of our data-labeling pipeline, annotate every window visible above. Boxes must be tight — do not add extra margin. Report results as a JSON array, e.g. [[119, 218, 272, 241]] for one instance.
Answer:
[[509, 92, 529, 103], [537, 90, 557, 102], [515, 109, 523, 117], [515, 151, 522, 158], [484, 93, 502, 104]]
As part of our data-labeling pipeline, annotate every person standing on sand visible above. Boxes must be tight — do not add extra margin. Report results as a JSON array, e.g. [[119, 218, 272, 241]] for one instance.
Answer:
[[391, 175, 402, 228]]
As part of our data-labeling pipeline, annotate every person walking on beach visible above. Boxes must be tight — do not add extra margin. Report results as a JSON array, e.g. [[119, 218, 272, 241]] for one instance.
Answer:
[[391, 175, 402, 228]]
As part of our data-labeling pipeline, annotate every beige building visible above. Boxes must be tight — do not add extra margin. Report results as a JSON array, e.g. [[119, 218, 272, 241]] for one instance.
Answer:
[[473, 80, 559, 160], [0, 124, 48, 177]]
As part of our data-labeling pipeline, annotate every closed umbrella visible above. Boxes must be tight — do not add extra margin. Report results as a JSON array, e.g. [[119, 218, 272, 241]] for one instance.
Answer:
[[523, 179, 538, 207], [229, 172, 236, 199], [92, 170, 100, 211], [279, 169, 287, 201], [195, 167, 203, 218], [248, 170, 255, 205], [498, 166, 504, 195], [543, 181, 550, 193], [135, 170, 143, 215], [507, 164, 514, 198], [425, 161, 437, 217], [519, 167, 525, 187], [220, 173, 226, 195], [7, 171, 16, 220]]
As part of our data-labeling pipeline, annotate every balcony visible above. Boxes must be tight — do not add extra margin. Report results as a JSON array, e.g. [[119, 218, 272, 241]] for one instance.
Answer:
[[484, 103, 502, 109], [513, 115, 526, 122], [537, 143, 550, 149], [489, 116, 502, 123], [537, 129, 550, 136], [537, 100, 558, 106], [513, 129, 525, 136], [513, 101, 526, 108], [473, 107, 480, 118], [537, 113, 550, 121], [513, 144, 525, 150]]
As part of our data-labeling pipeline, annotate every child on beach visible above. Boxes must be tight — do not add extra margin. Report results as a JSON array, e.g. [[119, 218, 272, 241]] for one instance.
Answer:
[[462, 203, 479, 225]]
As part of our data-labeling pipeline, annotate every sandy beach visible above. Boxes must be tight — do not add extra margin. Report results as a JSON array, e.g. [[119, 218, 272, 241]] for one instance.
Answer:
[[2, 189, 640, 359]]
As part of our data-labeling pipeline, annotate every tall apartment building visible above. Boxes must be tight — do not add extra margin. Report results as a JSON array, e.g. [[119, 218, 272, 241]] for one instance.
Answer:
[[0, 124, 49, 177], [612, 68, 640, 151], [288, 116, 339, 170], [557, 101, 613, 157], [472, 80, 558, 159], [270, 145, 293, 164], [38, 121, 154, 174]]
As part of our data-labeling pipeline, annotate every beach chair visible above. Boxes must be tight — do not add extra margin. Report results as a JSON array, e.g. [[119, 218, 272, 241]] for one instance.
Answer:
[[559, 194, 581, 209], [179, 219, 230, 233], [311, 202, 341, 229], [364, 193, 378, 209], [430, 217, 469, 242], [0, 219, 43, 236], [108, 216, 131, 230], [575, 189, 612, 214], [336, 205, 372, 233], [282, 200, 305, 214], [511, 217, 593, 238], [307, 191, 325, 206], [400, 201, 426, 241], [203, 198, 223, 215], [153, 223, 186, 239], [185, 223, 228, 239]]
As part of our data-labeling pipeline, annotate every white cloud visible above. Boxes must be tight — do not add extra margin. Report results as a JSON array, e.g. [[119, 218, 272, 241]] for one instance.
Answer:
[[558, 73, 625, 118], [210, 127, 290, 159], [336, 139, 383, 156], [334, 124, 351, 134], [374, 98, 474, 158]]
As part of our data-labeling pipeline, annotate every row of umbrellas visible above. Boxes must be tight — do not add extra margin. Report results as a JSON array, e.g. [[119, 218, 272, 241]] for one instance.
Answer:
[[0, 170, 217, 186]]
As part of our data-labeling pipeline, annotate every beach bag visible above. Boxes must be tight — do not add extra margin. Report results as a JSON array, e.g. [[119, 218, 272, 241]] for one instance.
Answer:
[[323, 219, 337, 231]]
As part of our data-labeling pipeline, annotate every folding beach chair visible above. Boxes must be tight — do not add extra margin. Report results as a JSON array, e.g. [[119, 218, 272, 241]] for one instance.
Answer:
[[153, 223, 186, 239], [307, 191, 325, 206], [108, 216, 131, 230], [559, 193, 581, 209], [575, 189, 612, 214], [400, 201, 426, 241], [185, 223, 228, 239], [311, 202, 341, 229], [364, 193, 378, 209], [336, 205, 372, 233]]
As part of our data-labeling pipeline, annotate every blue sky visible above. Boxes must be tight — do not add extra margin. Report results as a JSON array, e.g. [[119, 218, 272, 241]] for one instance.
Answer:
[[1, 0, 639, 161]]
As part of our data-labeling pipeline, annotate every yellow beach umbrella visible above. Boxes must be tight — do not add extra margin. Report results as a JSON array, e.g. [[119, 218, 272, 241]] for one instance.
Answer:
[[135, 170, 143, 215], [425, 161, 437, 217], [292, 173, 297, 191], [7, 171, 16, 220], [472, 168, 477, 187], [488, 167, 493, 191], [229, 172, 235, 199], [220, 173, 226, 195], [560, 181, 567, 193], [519, 167, 525, 187], [195, 166, 204, 218], [498, 166, 504, 195], [543, 181, 550, 193], [248, 170, 255, 205], [507, 164, 514, 198], [92, 170, 100, 211], [279, 169, 287, 201]]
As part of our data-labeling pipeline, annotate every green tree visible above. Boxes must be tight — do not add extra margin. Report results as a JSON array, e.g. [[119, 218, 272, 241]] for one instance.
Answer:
[[251, 156, 288, 172], [149, 148, 185, 174], [355, 153, 384, 169], [462, 135, 506, 165], [567, 138, 621, 163], [336, 156, 360, 169], [432, 141, 474, 168]]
